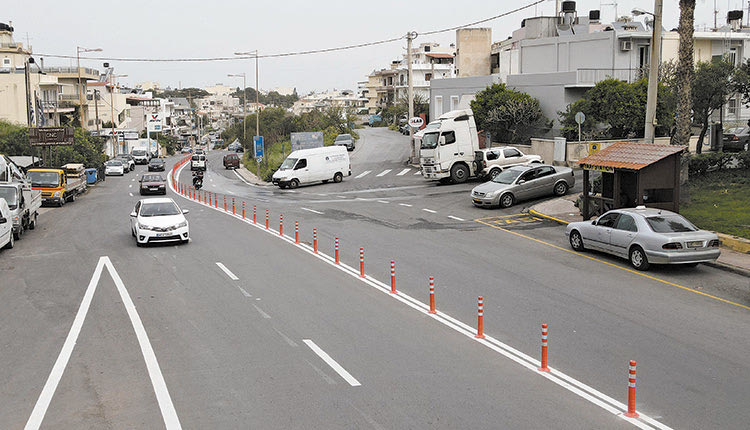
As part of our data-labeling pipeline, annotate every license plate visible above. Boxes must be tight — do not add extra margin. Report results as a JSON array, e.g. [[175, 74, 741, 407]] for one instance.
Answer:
[[150, 187, 160, 190], [156, 232, 171, 237], [686, 241, 703, 248], [473, 199, 481, 204]]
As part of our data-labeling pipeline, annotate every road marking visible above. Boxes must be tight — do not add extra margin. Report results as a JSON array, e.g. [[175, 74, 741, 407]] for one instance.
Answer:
[[129, 193, 133, 197], [252, 304, 271, 319], [337, 195, 346, 199], [399, 203, 412, 207], [301, 207, 324, 215], [413, 171, 421, 175], [377, 200, 389, 204], [475, 217, 750, 312], [396, 168, 411, 176], [236, 286, 252, 297], [376, 169, 392, 177], [303, 340, 361, 387], [129, 184, 132, 188], [422, 208, 437, 214], [215, 262, 239, 280], [354, 170, 371, 179], [131, 178, 135, 182], [273, 327, 298, 347], [25, 257, 182, 430], [448, 215, 465, 221]]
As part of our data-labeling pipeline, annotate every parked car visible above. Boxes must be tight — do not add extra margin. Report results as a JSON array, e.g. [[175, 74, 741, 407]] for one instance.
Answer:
[[130, 197, 189, 246], [116, 154, 136, 172], [477, 146, 543, 179], [223, 153, 240, 169], [721, 126, 750, 152], [235, 145, 244, 153], [399, 124, 410, 135], [105, 160, 125, 176], [566, 207, 721, 271], [471, 164, 575, 208], [0, 198, 14, 250], [334, 133, 355, 151], [148, 158, 166, 172], [139, 174, 167, 195], [181, 146, 193, 154]]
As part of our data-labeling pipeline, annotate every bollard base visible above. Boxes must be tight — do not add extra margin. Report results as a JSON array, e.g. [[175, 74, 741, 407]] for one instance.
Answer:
[[475, 334, 485, 339], [624, 412, 639, 419], [537, 367, 550, 372]]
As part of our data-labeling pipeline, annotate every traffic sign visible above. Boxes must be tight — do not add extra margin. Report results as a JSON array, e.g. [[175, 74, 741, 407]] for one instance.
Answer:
[[408, 117, 424, 128], [254, 136, 264, 159], [575, 111, 586, 124]]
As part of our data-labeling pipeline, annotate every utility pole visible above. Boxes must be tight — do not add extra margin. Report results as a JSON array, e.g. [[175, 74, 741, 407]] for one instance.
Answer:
[[407, 31, 417, 163], [94, 89, 100, 136], [24, 60, 33, 126], [642, 0, 663, 144], [109, 84, 116, 155]]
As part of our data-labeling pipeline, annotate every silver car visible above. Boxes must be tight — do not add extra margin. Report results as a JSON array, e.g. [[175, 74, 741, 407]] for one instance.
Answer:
[[471, 164, 575, 208], [566, 207, 720, 270]]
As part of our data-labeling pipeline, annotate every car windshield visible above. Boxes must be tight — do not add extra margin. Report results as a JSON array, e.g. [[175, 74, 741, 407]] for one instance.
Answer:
[[279, 157, 297, 170], [132, 150, 146, 156], [27, 171, 60, 188], [335, 135, 351, 141], [420, 132, 439, 149], [142, 175, 163, 182], [0, 187, 18, 209], [645, 215, 698, 233], [107, 160, 122, 166], [140, 202, 181, 217], [492, 168, 524, 185], [149, 159, 163, 164]]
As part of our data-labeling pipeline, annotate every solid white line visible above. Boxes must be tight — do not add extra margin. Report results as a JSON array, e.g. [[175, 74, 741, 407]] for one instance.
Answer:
[[354, 170, 371, 179], [377, 200, 389, 204], [399, 203, 412, 207], [303, 340, 361, 387], [237, 286, 252, 297], [216, 262, 239, 280], [448, 215, 465, 221], [252, 304, 271, 319], [301, 207, 324, 215], [396, 168, 411, 176], [422, 208, 437, 213], [129, 192, 134, 197], [376, 169, 392, 177]]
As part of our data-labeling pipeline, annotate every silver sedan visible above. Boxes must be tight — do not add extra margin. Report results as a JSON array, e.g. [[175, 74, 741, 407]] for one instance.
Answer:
[[566, 207, 720, 270], [471, 164, 575, 208]]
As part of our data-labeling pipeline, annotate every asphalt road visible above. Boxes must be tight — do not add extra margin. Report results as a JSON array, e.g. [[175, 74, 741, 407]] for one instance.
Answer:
[[1, 128, 748, 429]]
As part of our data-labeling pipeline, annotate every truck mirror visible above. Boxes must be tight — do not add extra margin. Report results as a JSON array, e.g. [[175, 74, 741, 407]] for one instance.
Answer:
[[438, 136, 445, 146], [130, 211, 137, 217], [0, 217, 6, 224]]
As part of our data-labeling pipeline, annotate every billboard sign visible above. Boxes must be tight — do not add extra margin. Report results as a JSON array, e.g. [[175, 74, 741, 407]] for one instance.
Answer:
[[28, 127, 75, 146], [290, 132, 324, 151], [254, 136, 264, 159], [147, 113, 162, 132]]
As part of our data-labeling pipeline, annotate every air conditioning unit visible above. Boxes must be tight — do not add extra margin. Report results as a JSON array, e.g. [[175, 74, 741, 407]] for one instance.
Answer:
[[620, 40, 632, 51]]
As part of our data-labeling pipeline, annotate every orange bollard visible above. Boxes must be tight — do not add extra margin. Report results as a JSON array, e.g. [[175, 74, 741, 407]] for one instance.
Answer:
[[209, 192, 212, 206], [625, 361, 639, 418], [295, 221, 299, 243], [232, 198, 235, 215], [265, 209, 269, 229], [334, 237, 339, 264], [242, 201, 245, 219], [253, 205, 256, 224], [538, 324, 550, 372], [214, 193, 218, 208], [428, 277, 436, 314], [390, 260, 396, 294], [313, 228, 318, 253], [475, 296, 485, 339], [223, 195, 227, 212], [279, 214, 283, 236], [359, 247, 365, 277]]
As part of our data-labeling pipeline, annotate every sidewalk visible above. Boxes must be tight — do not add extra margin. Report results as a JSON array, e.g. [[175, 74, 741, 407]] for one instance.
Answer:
[[232, 165, 270, 186], [527, 196, 750, 277]]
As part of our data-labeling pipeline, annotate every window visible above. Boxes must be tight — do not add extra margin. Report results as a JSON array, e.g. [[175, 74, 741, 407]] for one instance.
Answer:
[[450, 96, 459, 111], [536, 166, 555, 178], [424, 45, 431, 52], [596, 212, 620, 228], [638, 45, 650, 69], [434, 96, 443, 118], [295, 159, 307, 170], [728, 47, 738, 66], [2, 58, 10, 66], [425, 73, 432, 81], [727, 97, 739, 117], [503, 148, 521, 158], [615, 214, 637, 232], [440, 131, 456, 145], [519, 170, 536, 182]]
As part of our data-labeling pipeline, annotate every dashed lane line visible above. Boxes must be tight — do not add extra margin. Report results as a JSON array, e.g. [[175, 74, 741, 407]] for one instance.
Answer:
[[378, 200, 389, 204], [448, 215, 465, 221], [399, 203, 413, 207], [303, 340, 361, 387], [215, 262, 239, 280], [396, 168, 411, 176], [422, 208, 437, 214], [376, 169, 392, 177], [301, 207, 324, 215], [354, 170, 371, 179]]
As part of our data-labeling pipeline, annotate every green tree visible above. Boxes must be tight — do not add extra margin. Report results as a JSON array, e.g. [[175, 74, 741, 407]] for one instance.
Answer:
[[471, 83, 551, 144], [692, 59, 734, 152]]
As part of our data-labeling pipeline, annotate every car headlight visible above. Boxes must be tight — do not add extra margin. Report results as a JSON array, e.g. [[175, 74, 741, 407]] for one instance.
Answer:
[[53, 191, 61, 197], [138, 222, 154, 230], [175, 221, 187, 228]]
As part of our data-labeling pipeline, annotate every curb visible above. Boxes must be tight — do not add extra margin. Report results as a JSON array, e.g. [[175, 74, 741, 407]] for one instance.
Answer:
[[527, 209, 749, 278]]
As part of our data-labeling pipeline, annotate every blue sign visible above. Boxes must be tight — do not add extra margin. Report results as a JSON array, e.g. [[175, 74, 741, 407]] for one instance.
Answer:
[[254, 136, 264, 159]]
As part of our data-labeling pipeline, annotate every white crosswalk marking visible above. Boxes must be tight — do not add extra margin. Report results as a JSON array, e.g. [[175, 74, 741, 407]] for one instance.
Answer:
[[354, 170, 371, 179], [376, 169, 392, 177], [396, 168, 411, 176], [413, 171, 421, 175]]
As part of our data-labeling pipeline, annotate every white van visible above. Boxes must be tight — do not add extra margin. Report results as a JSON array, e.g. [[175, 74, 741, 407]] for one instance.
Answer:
[[0, 198, 14, 250], [131, 147, 150, 164], [191, 154, 206, 171], [272, 146, 351, 189]]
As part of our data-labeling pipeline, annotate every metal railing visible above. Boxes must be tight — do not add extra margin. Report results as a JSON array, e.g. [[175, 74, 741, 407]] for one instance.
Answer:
[[576, 68, 645, 85]]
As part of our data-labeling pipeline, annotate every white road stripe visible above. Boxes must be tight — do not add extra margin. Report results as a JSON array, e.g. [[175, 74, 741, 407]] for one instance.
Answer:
[[354, 170, 371, 179], [376, 169, 392, 177], [236, 286, 252, 297], [129, 184, 132, 188], [422, 208, 437, 213], [377, 200, 389, 204], [252, 304, 271, 319], [25, 257, 182, 430], [303, 340, 361, 387], [129, 193, 133, 197], [399, 203, 412, 207], [396, 168, 411, 176], [215, 262, 239, 280], [301, 207, 324, 215], [448, 215, 466, 221], [413, 171, 421, 175]]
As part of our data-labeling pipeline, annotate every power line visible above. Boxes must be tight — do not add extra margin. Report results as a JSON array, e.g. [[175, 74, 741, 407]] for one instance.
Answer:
[[34, 1, 545, 63]]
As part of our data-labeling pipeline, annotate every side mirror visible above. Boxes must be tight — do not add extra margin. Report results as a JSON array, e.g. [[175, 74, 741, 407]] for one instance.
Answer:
[[182, 209, 189, 214], [438, 136, 446, 146], [591, 220, 597, 225], [517, 180, 526, 185], [0, 217, 6, 224], [130, 212, 137, 217]]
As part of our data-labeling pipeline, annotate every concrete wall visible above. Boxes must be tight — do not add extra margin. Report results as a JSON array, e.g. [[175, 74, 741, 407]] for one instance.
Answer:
[[506, 71, 579, 123], [429, 74, 501, 121], [456, 28, 491, 77]]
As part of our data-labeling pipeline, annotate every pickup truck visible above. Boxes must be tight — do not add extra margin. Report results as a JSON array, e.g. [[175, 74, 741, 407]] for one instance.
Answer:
[[0, 181, 41, 239], [27, 165, 86, 206], [476, 146, 543, 180]]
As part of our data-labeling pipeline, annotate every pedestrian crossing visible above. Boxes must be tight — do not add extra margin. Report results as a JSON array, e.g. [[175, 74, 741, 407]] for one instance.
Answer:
[[354, 167, 421, 179]]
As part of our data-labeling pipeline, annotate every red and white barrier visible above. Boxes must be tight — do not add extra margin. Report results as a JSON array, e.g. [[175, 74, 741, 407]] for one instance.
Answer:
[[334, 237, 339, 265], [232, 197, 235, 215], [253, 204, 256, 224], [475, 296, 485, 339], [390, 260, 396, 294], [313, 228, 318, 253], [359, 247, 365, 277], [279, 214, 283, 236], [538, 324, 550, 372], [242, 201, 245, 219], [625, 360, 639, 418], [265, 209, 269, 229], [428, 276, 436, 314], [295, 221, 299, 244]]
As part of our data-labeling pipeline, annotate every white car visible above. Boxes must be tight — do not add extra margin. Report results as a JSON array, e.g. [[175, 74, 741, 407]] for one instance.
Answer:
[[0, 198, 15, 250], [105, 160, 125, 176], [130, 198, 189, 246]]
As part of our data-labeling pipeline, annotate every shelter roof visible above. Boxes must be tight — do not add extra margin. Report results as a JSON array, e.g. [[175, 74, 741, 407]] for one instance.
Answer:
[[577, 142, 685, 171]]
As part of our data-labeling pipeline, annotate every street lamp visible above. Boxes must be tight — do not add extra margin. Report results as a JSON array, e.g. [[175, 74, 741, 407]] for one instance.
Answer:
[[76, 46, 102, 130], [235, 51, 260, 149], [227, 73, 247, 149], [633, 0, 663, 143]]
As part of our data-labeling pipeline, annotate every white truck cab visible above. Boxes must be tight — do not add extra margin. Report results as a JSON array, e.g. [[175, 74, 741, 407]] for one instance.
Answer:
[[419, 109, 481, 183], [0, 198, 14, 250]]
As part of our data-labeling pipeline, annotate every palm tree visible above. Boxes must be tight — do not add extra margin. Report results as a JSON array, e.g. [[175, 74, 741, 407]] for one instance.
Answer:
[[673, 0, 695, 149]]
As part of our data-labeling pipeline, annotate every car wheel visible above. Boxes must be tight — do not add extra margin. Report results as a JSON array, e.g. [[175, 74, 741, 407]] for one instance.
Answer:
[[289, 179, 300, 189], [29, 215, 36, 230], [553, 181, 569, 196], [450, 164, 469, 183], [333, 172, 343, 183], [499, 193, 514, 208], [4, 232, 14, 249], [59, 196, 65, 207], [69, 192, 76, 202], [488, 168, 501, 180], [569, 230, 585, 251], [131, 227, 136, 237], [629, 246, 650, 271], [13, 228, 21, 241]]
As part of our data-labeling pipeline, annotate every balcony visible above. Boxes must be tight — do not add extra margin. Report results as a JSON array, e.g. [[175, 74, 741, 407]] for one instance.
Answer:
[[45, 66, 100, 80], [569, 68, 644, 87]]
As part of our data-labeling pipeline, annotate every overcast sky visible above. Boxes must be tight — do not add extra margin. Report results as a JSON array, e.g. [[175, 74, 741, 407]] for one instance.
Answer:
[[3, 0, 734, 94]]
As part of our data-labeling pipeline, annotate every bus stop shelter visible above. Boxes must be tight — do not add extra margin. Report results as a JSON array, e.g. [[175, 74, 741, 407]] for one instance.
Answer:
[[577, 142, 686, 219]]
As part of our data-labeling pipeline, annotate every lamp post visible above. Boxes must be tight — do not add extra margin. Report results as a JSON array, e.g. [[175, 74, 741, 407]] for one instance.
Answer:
[[108, 74, 127, 155], [235, 51, 260, 149], [76, 46, 102, 130], [227, 73, 247, 150], [633, 1, 663, 143]]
